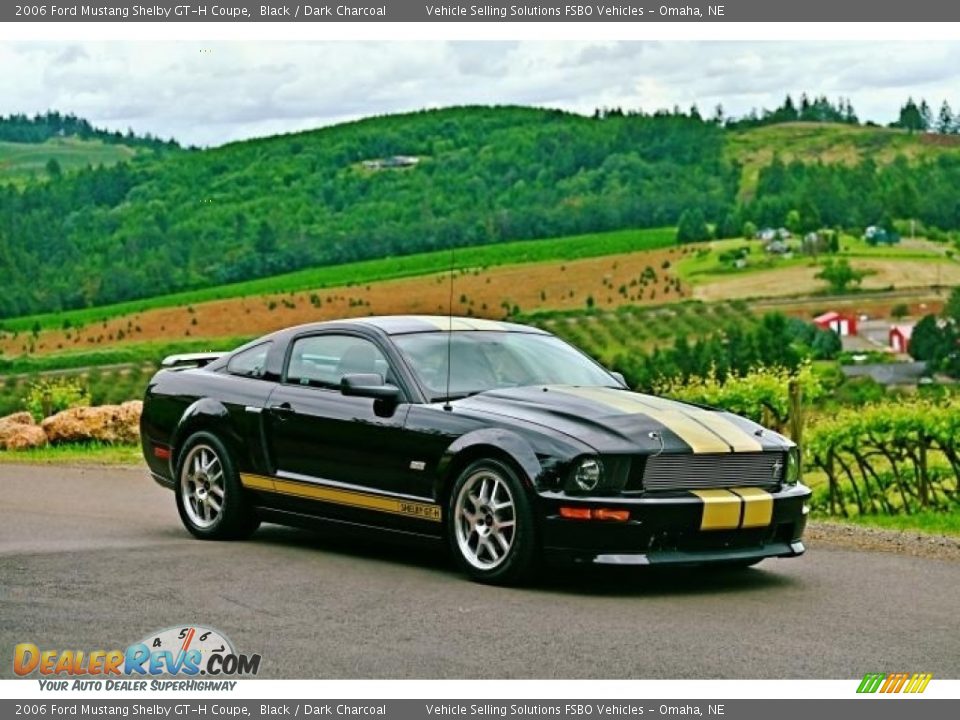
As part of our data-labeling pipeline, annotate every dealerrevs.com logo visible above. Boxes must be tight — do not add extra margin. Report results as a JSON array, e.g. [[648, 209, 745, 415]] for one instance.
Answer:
[[14, 626, 260, 690]]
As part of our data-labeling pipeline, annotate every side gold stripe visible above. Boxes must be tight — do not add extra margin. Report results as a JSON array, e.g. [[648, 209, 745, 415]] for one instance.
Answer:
[[240, 473, 441, 522], [557, 387, 731, 454], [691, 489, 742, 530], [240, 474, 276, 492], [731, 487, 774, 528]]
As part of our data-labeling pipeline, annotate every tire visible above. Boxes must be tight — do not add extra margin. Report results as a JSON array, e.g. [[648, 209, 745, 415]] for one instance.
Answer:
[[174, 431, 260, 540], [446, 458, 536, 585]]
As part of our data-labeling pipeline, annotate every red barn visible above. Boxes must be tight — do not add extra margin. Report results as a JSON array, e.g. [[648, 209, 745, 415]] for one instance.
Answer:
[[890, 325, 914, 354], [814, 311, 858, 337]]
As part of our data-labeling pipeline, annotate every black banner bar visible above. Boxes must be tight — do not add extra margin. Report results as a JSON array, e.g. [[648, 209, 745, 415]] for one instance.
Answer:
[[5, 0, 960, 22]]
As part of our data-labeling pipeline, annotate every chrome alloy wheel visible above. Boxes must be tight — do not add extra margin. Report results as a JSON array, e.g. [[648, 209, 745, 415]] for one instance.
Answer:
[[180, 444, 226, 529], [454, 468, 517, 570]]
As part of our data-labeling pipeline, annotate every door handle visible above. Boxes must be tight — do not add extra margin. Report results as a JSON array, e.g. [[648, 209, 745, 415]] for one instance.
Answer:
[[269, 402, 294, 420]]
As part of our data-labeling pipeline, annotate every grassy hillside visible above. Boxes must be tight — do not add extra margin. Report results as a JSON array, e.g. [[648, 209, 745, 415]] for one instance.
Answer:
[[0, 225, 675, 334], [0, 137, 141, 186], [728, 122, 960, 199]]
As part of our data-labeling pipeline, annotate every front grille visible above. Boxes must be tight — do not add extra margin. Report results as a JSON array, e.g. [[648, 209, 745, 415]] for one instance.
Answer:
[[636, 452, 784, 492]]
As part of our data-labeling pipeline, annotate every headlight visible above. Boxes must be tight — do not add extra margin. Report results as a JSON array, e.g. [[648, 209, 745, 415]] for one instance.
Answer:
[[785, 448, 801, 485], [573, 458, 603, 492]]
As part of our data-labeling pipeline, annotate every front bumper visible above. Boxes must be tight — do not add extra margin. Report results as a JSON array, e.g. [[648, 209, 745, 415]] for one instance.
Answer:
[[538, 483, 810, 566]]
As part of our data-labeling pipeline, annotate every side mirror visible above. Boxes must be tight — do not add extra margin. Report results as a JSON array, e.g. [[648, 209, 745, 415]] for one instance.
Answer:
[[340, 373, 401, 402], [609, 370, 627, 387]]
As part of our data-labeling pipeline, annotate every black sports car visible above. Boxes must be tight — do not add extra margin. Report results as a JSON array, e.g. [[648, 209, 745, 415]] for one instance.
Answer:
[[141, 315, 811, 584]]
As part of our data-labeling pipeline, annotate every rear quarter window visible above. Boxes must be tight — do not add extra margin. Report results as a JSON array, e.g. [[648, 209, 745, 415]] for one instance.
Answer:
[[226, 342, 272, 378]]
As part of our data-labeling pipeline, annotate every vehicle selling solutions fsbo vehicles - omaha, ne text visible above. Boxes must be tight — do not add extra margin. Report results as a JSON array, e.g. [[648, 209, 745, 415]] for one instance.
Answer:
[[140, 315, 810, 584]]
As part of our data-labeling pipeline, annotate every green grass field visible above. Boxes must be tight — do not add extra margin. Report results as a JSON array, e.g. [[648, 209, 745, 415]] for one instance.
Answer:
[[0, 137, 139, 186], [675, 234, 953, 281], [1, 226, 677, 334]]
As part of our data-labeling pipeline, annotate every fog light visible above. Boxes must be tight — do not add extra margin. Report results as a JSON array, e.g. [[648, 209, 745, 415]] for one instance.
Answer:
[[574, 458, 603, 491]]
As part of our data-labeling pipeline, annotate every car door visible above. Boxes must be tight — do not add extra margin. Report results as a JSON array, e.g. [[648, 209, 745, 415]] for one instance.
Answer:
[[261, 331, 432, 527]]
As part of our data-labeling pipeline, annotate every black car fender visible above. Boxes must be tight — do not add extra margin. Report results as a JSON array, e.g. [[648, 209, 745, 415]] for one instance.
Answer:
[[434, 427, 543, 500], [171, 397, 245, 468]]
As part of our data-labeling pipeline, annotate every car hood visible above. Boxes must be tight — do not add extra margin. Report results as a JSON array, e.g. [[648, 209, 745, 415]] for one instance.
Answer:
[[453, 385, 789, 455]]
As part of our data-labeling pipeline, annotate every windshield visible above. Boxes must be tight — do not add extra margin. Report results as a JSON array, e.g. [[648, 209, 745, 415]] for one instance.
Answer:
[[392, 331, 621, 402]]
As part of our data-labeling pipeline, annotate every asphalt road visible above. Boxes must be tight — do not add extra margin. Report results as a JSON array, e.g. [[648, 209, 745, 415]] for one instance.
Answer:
[[2, 464, 958, 679]]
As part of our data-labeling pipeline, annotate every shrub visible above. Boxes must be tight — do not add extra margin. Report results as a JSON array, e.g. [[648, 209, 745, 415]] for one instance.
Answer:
[[23, 376, 90, 421]]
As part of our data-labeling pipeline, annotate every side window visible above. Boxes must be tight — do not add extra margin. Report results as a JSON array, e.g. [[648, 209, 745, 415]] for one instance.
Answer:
[[286, 335, 392, 389], [226, 342, 272, 378]]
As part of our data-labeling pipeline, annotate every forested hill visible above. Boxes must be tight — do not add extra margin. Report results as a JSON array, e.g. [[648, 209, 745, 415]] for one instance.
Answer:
[[0, 111, 180, 150], [0, 106, 736, 318], [1, 105, 960, 319]]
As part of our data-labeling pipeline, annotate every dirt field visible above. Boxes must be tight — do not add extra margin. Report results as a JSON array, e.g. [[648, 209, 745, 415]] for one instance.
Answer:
[[3, 248, 687, 356], [694, 259, 960, 303]]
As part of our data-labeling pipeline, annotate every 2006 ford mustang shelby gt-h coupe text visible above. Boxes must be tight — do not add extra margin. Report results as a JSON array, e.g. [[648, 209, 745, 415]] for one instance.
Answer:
[[141, 315, 810, 583]]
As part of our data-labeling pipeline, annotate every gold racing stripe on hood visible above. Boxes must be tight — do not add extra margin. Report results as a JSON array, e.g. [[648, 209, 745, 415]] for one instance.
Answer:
[[730, 487, 774, 528], [633, 394, 764, 453], [690, 489, 742, 530], [557, 386, 752, 454]]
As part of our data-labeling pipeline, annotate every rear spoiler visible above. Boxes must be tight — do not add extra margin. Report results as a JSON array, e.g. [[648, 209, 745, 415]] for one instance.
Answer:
[[160, 352, 226, 369]]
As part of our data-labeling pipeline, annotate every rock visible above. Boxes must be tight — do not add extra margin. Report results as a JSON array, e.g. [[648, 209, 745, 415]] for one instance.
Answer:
[[0, 411, 36, 427], [0, 420, 47, 450], [41, 401, 143, 445]]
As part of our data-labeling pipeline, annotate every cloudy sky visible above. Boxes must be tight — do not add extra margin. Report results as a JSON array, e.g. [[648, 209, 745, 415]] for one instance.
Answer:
[[2, 41, 960, 146]]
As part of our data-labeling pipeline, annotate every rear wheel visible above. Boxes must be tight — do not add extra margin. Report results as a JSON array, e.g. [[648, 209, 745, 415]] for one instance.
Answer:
[[447, 458, 536, 585], [175, 431, 259, 540]]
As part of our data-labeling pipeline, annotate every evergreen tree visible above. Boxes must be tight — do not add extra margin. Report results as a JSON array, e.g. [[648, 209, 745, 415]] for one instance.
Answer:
[[920, 99, 933, 131], [895, 98, 924, 132], [937, 100, 954, 134], [676, 208, 711, 243]]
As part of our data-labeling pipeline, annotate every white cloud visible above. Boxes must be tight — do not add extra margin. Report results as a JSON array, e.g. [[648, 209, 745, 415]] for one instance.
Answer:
[[0, 41, 958, 146]]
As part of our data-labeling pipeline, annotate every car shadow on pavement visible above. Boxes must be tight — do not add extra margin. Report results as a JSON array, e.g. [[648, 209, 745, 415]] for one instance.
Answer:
[[249, 523, 800, 597]]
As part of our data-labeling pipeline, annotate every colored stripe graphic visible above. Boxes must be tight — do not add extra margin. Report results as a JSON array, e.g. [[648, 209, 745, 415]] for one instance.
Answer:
[[857, 672, 932, 694], [240, 473, 442, 522], [857, 673, 886, 693]]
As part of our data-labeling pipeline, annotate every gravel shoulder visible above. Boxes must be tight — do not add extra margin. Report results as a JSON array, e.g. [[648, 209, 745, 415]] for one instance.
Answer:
[[807, 520, 960, 562]]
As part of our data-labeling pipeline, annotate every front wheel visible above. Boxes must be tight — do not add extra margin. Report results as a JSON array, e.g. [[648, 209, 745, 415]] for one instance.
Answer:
[[447, 458, 536, 585], [175, 431, 260, 540]]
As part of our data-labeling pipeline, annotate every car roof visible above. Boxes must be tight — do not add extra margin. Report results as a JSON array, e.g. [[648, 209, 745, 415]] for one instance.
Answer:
[[273, 315, 549, 337]]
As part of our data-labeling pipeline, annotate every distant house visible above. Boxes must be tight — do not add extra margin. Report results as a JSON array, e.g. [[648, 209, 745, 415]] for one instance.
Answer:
[[865, 225, 901, 246], [766, 240, 790, 255], [814, 311, 858, 336], [890, 324, 914, 354], [361, 155, 420, 170], [756, 227, 777, 242]]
